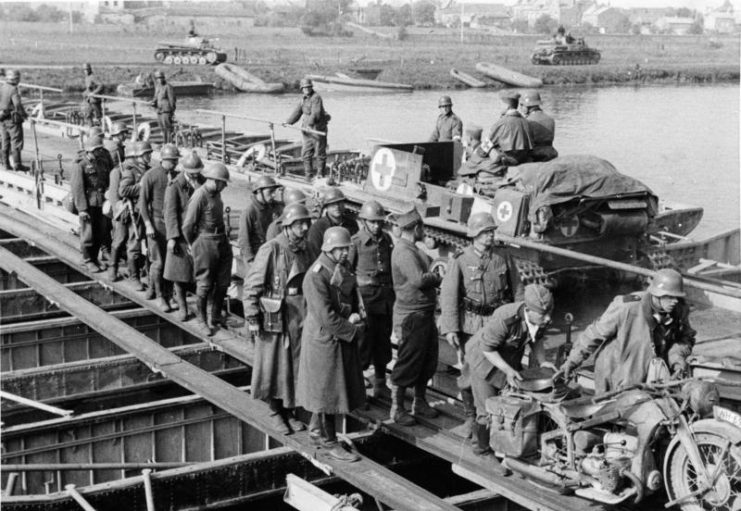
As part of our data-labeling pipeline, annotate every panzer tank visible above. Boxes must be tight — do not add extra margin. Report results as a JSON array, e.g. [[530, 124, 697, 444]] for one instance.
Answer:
[[154, 36, 227, 66], [531, 37, 601, 65]]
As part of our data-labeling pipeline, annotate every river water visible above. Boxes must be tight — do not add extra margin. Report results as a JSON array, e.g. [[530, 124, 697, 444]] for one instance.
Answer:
[[178, 83, 739, 237]]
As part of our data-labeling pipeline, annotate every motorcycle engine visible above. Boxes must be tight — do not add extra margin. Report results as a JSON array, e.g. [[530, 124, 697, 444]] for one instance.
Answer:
[[580, 432, 637, 494]]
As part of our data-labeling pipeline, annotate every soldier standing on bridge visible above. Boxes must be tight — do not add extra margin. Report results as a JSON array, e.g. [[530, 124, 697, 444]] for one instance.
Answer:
[[440, 212, 523, 440], [520, 90, 558, 162], [163, 152, 204, 321], [151, 70, 176, 144], [285, 78, 330, 181], [298, 227, 366, 462], [183, 163, 233, 337], [349, 200, 394, 398], [237, 175, 282, 278], [140, 144, 180, 312], [306, 188, 358, 256], [429, 95, 462, 142], [70, 137, 110, 273], [107, 145, 135, 282], [82, 63, 103, 127], [105, 121, 130, 166], [0, 69, 29, 172], [243, 203, 316, 435], [389, 208, 442, 426]]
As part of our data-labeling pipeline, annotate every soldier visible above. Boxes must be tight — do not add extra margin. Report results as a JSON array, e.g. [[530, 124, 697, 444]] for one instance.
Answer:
[[82, 63, 103, 127], [151, 70, 176, 144], [306, 187, 358, 256], [429, 95, 463, 142], [265, 188, 306, 241], [557, 269, 696, 393], [0, 69, 29, 171], [107, 144, 136, 282], [440, 212, 523, 439], [285, 78, 330, 181], [457, 126, 506, 190], [389, 208, 442, 426], [164, 152, 204, 321], [243, 203, 316, 434], [484, 90, 533, 166], [118, 140, 152, 292], [80, 126, 113, 265], [237, 175, 282, 276], [84, 126, 114, 173], [70, 136, 110, 273], [105, 121, 129, 166], [349, 200, 394, 398], [465, 284, 553, 470], [140, 144, 180, 311], [520, 90, 558, 162], [183, 163, 233, 336], [298, 227, 366, 462]]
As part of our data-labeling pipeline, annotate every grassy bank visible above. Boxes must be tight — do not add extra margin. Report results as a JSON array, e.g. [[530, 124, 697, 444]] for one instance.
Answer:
[[3, 22, 738, 92]]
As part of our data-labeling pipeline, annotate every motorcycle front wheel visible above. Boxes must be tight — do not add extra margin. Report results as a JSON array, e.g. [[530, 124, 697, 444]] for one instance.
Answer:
[[666, 432, 741, 511]]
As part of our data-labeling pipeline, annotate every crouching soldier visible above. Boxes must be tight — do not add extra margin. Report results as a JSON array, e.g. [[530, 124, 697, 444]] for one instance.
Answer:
[[164, 152, 204, 321], [182, 162, 232, 336], [70, 136, 110, 272], [298, 227, 366, 462], [243, 203, 316, 434]]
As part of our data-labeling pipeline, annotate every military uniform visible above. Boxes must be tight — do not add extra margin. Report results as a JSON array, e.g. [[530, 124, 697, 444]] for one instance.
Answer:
[[105, 139, 126, 167], [163, 172, 200, 283], [307, 215, 358, 257], [286, 90, 329, 177], [525, 109, 558, 162], [83, 73, 103, 126], [152, 82, 176, 144], [118, 159, 147, 280], [243, 233, 315, 410], [237, 195, 280, 275], [349, 229, 394, 377], [565, 291, 695, 394], [70, 152, 109, 265], [488, 110, 533, 165], [139, 163, 172, 300], [458, 143, 506, 180], [429, 111, 463, 142], [0, 81, 26, 170]]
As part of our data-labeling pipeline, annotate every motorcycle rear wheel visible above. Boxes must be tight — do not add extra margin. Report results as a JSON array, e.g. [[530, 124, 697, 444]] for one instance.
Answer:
[[667, 432, 741, 511]]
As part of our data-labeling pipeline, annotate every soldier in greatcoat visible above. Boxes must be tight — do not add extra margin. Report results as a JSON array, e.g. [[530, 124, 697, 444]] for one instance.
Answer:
[[297, 227, 365, 462], [484, 90, 533, 165], [285, 78, 330, 180], [151, 70, 176, 144], [440, 212, 523, 440], [70, 136, 110, 273], [237, 175, 282, 277], [389, 208, 442, 426], [520, 90, 558, 162], [429, 95, 462, 142], [0, 69, 28, 171], [306, 187, 358, 256], [243, 203, 316, 434], [348, 200, 394, 398], [182, 162, 232, 336], [140, 144, 179, 311], [163, 152, 204, 321]]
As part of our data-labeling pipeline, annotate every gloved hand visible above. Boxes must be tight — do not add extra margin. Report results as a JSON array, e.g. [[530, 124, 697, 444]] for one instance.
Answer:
[[505, 368, 523, 389], [348, 313, 363, 325], [446, 332, 460, 350], [552, 361, 576, 385], [671, 361, 688, 379], [79, 211, 90, 222]]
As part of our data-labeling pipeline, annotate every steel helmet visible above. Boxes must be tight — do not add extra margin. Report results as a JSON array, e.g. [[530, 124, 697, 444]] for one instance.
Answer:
[[521, 90, 542, 107], [154, 70, 164, 78], [299, 78, 313, 89], [283, 188, 306, 205], [6, 69, 20, 84], [202, 162, 230, 183], [321, 226, 352, 252], [320, 187, 345, 208], [648, 268, 686, 298], [135, 141, 153, 157], [358, 200, 386, 221], [438, 95, 453, 107], [110, 121, 129, 136], [124, 144, 137, 159], [282, 203, 312, 227], [160, 144, 180, 161], [180, 151, 204, 174], [252, 175, 280, 192], [84, 136, 103, 152], [466, 212, 497, 238]]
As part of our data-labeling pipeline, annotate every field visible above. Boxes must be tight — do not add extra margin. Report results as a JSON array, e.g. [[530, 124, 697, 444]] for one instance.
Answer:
[[2, 21, 739, 91]]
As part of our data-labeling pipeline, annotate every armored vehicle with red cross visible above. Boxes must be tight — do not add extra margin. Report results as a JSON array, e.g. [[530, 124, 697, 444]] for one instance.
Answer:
[[338, 141, 659, 285]]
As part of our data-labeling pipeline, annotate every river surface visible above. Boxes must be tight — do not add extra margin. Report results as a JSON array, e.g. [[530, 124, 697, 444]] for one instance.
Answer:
[[177, 83, 739, 237]]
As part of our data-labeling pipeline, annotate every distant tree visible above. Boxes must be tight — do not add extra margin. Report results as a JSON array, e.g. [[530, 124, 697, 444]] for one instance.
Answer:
[[614, 16, 632, 33], [379, 4, 395, 26], [581, 21, 596, 35], [6, 4, 39, 22], [412, 0, 436, 25], [303, 0, 352, 26], [36, 3, 66, 22], [688, 19, 704, 34], [533, 14, 557, 34], [676, 7, 693, 18], [511, 18, 529, 34], [630, 23, 642, 35], [397, 24, 408, 40], [395, 3, 413, 26]]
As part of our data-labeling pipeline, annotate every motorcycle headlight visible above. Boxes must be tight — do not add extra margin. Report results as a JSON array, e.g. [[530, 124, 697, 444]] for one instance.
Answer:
[[682, 380, 721, 418]]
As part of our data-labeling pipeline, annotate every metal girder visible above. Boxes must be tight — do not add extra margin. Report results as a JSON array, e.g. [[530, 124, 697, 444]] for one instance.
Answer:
[[0, 238, 47, 258], [1, 256, 88, 290], [0, 236, 459, 511]]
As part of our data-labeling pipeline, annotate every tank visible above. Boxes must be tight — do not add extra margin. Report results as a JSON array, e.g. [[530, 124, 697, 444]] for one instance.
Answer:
[[530, 37, 601, 65], [154, 36, 227, 66]]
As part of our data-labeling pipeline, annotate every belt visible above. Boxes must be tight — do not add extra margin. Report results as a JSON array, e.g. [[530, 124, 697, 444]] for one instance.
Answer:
[[357, 274, 392, 287], [201, 227, 225, 235], [462, 297, 500, 316], [286, 287, 301, 296]]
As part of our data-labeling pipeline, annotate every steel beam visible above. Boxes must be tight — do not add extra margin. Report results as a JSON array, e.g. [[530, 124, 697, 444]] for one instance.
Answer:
[[1, 256, 88, 290], [0, 242, 459, 511]]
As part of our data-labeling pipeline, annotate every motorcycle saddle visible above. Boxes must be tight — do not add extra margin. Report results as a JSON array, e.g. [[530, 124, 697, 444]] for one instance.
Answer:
[[517, 367, 556, 393]]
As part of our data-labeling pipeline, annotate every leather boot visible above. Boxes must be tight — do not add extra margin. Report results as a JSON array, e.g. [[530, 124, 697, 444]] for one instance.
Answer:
[[269, 400, 291, 435], [195, 296, 212, 336], [450, 388, 475, 439], [323, 413, 359, 462], [373, 375, 391, 399], [412, 384, 439, 418], [107, 262, 120, 282], [389, 385, 415, 426], [173, 284, 189, 321], [473, 422, 510, 476], [127, 260, 144, 291], [283, 409, 306, 432], [308, 412, 324, 446], [153, 277, 171, 312]]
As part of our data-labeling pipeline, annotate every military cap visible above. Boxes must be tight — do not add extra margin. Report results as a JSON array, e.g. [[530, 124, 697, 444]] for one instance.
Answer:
[[465, 125, 483, 140], [499, 90, 521, 103], [395, 207, 423, 230], [524, 284, 554, 314]]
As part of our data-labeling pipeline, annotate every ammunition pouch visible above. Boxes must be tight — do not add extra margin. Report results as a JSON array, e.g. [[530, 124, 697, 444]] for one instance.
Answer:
[[486, 394, 540, 458], [462, 297, 499, 316], [259, 296, 284, 333]]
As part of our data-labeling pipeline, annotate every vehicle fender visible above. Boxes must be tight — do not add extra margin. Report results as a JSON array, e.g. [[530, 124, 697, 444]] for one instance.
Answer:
[[137, 122, 151, 142]]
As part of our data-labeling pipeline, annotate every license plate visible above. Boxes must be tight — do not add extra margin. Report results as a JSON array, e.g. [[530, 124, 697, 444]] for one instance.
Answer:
[[714, 406, 741, 429], [607, 200, 646, 210]]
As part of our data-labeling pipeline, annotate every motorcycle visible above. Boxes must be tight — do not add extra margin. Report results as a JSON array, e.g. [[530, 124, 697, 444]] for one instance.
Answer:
[[485, 369, 741, 509]]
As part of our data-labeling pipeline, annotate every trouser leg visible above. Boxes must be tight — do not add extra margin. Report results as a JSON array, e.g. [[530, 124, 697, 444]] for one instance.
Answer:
[[315, 134, 327, 177], [0, 123, 10, 169], [301, 134, 315, 179], [173, 282, 190, 321]]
